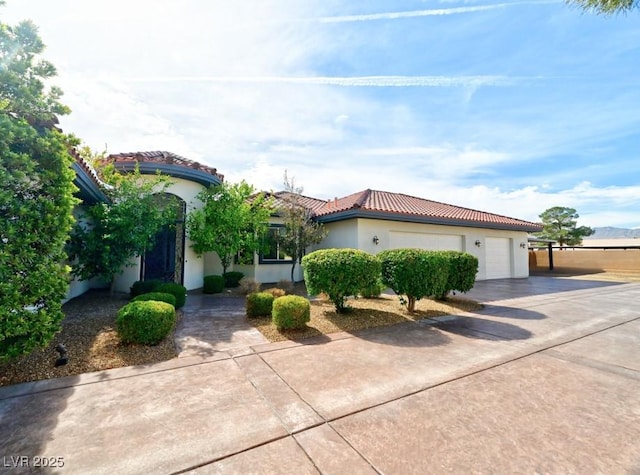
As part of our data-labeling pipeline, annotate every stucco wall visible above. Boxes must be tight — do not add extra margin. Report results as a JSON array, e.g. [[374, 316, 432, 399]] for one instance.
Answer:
[[531, 248, 640, 272], [111, 176, 208, 292], [316, 218, 529, 280]]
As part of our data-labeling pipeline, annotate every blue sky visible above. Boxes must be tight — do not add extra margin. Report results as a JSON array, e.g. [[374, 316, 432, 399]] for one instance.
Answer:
[[4, 0, 639, 227]]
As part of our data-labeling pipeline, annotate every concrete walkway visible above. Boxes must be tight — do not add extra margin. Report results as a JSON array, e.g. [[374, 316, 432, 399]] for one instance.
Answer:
[[1, 277, 639, 474]]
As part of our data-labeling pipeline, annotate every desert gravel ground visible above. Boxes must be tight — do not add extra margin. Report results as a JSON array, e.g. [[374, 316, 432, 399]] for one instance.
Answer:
[[0, 289, 179, 387]]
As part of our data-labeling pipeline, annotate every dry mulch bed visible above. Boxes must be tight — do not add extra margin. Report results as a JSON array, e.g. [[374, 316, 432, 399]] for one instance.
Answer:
[[0, 290, 179, 387], [250, 293, 482, 343]]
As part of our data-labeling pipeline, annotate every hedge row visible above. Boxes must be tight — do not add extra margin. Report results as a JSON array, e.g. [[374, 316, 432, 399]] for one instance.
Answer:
[[302, 248, 478, 313]]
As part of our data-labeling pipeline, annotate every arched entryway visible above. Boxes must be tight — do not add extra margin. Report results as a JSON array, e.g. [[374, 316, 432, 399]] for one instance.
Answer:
[[142, 194, 186, 284]]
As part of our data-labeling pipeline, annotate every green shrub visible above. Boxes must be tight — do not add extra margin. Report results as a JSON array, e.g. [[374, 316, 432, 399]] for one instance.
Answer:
[[263, 287, 286, 298], [131, 292, 177, 307], [302, 248, 380, 313], [239, 278, 261, 295], [438, 251, 479, 299], [223, 271, 244, 288], [155, 282, 187, 308], [130, 279, 162, 297], [360, 279, 386, 298], [203, 275, 225, 294], [272, 295, 310, 330], [379, 248, 449, 313], [246, 292, 275, 317], [116, 301, 176, 345]]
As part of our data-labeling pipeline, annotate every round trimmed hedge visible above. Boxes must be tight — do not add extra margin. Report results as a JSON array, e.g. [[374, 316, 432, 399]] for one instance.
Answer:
[[131, 291, 177, 307], [203, 275, 225, 294], [246, 291, 275, 317], [155, 282, 187, 308], [302, 248, 380, 313], [116, 300, 176, 345], [272, 295, 310, 330]]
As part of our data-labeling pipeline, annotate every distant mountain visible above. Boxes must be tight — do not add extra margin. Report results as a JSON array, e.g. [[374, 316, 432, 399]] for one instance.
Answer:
[[585, 227, 640, 239]]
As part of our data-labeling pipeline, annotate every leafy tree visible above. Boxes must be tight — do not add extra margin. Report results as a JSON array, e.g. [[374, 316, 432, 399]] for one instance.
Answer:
[[186, 181, 274, 275], [277, 172, 328, 282], [68, 161, 179, 294], [0, 15, 78, 359], [536, 206, 594, 246], [567, 0, 638, 14]]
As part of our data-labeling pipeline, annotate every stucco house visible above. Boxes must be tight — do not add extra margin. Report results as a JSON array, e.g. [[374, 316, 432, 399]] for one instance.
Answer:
[[70, 151, 542, 297]]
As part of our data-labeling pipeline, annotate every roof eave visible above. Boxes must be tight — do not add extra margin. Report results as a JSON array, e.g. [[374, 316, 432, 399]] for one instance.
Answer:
[[72, 162, 109, 204], [112, 162, 223, 187], [315, 209, 543, 232]]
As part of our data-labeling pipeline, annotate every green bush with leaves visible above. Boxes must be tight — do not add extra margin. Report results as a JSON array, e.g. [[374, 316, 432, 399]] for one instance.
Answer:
[[379, 249, 449, 313], [203, 275, 224, 294], [438, 251, 478, 299], [246, 292, 275, 317], [223, 271, 244, 288], [302, 248, 380, 313], [155, 282, 187, 308], [131, 292, 177, 307], [360, 278, 386, 298], [116, 301, 176, 345], [130, 280, 163, 298], [272, 295, 310, 330]]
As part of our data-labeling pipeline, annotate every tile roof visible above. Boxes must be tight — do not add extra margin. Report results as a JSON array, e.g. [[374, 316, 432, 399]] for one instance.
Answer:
[[305, 189, 542, 232], [270, 191, 328, 214], [104, 151, 224, 181]]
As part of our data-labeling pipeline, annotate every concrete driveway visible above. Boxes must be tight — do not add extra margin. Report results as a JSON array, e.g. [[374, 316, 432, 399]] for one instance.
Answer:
[[1, 277, 639, 474]]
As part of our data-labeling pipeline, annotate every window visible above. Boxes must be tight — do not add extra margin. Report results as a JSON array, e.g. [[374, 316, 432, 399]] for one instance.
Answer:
[[260, 226, 292, 263]]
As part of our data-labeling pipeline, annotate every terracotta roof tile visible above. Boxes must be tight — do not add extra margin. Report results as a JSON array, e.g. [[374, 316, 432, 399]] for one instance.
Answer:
[[314, 189, 542, 231], [104, 151, 224, 181]]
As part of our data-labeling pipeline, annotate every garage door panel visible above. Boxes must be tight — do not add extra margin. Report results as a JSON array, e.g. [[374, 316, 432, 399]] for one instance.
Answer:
[[389, 232, 462, 251], [485, 237, 511, 279]]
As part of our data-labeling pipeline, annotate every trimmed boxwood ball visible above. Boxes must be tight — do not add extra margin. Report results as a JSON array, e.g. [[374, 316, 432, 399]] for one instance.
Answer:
[[203, 275, 225, 294], [272, 295, 310, 330], [130, 279, 162, 297], [131, 292, 177, 307], [155, 282, 187, 308], [223, 271, 244, 288], [246, 291, 275, 317], [116, 301, 176, 345]]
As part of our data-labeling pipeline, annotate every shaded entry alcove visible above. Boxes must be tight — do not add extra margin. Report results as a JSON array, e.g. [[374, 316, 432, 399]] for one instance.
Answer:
[[142, 194, 186, 284]]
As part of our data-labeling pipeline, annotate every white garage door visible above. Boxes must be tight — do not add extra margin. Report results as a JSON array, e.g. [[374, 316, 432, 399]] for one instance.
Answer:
[[485, 237, 512, 279], [389, 232, 463, 251]]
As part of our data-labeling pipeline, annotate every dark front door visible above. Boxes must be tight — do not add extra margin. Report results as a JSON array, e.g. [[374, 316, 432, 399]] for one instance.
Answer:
[[144, 226, 177, 283]]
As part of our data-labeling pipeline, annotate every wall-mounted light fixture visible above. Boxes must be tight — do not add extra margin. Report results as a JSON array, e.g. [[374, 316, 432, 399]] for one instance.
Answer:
[[520, 242, 527, 249], [373, 235, 380, 245], [475, 239, 481, 248]]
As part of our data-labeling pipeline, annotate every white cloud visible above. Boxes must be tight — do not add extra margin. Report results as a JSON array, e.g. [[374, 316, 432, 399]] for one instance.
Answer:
[[309, 1, 558, 23]]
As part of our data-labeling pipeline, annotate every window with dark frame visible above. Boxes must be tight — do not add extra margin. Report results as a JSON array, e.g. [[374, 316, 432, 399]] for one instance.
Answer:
[[260, 226, 293, 263]]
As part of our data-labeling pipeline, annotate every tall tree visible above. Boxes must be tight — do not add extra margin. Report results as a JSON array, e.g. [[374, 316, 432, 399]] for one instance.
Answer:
[[277, 172, 328, 282], [567, 0, 638, 14], [0, 15, 78, 359], [186, 181, 274, 275], [536, 206, 594, 246], [67, 159, 179, 294]]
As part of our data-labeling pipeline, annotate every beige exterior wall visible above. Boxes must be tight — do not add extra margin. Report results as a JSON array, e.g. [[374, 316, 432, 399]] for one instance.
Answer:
[[111, 176, 208, 293], [314, 218, 530, 281], [531, 248, 640, 272]]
